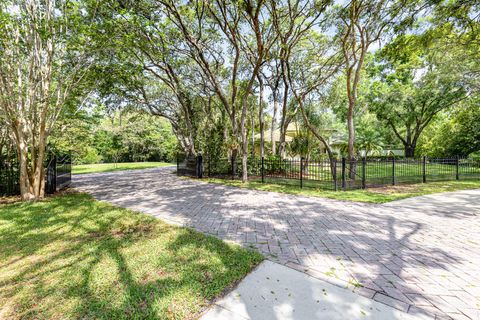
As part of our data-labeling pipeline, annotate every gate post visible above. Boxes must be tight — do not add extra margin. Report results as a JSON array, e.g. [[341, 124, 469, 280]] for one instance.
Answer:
[[176, 153, 180, 176], [300, 157, 304, 188], [455, 155, 459, 180], [361, 157, 366, 189], [422, 156, 427, 183], [196, 154, 203, 178], [341, 157, 346, 191], [392, 157, 396, 185], [333, 159, 337, 191], [46, 156, 57, 194], [261, 157, 265, 183]]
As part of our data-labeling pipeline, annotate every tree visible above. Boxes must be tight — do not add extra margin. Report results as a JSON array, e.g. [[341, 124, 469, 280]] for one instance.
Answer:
[[268, 0, 332, 159], [158, 0, 274, 182], [284, 30, 342, 174], [336, 0, 418, 175], [48, 102, 103, 164], [369, 34, 468, 157], [417, 97, 480, 157], [262, 60, 282, 156], [0, 0, 96, 199]]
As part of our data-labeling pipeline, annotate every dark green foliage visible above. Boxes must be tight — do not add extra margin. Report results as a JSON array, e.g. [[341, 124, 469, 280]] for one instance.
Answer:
[[418, 99, 480, 157], [50, 109, 178, 164]]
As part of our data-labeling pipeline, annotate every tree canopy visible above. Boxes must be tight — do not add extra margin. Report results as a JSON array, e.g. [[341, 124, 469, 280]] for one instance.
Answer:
[[1, 0, 479, 199]]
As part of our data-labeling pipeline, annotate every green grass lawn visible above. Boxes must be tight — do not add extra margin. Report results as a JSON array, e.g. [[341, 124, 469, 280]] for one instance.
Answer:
[[72, 162, 174, 175], [203, 177, 480, 203], [256, 161, 480, 181], [0, 193, 262, 319]]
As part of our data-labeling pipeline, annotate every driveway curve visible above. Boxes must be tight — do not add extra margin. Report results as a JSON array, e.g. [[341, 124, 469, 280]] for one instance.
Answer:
[[74, 167, 480, 320]]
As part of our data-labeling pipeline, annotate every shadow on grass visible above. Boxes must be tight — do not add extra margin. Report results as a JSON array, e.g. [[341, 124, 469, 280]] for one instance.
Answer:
[[0, 193, 262, 319]]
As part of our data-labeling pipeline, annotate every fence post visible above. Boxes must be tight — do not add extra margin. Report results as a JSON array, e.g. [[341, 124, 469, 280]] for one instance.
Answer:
[[422, 156, 427, 183], [196, 154, 203, 178], [361, 157, 366, 189], [341, 157, 346, 191], [392, 157, 396, 185], [455, 155, 459, 180], [333, 159, 337, 191], [68, 153, 72, 185], [300, 157, 304, 188], [208, 153, 211, 177], [176, 153, 180, 176], [231, 156, 235, 180], [261, 157, 265, 183], [46, 156, 57, 194]]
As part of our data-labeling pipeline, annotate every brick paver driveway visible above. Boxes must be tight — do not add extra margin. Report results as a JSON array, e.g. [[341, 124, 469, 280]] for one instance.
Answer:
[[74, 167, 480, 320]]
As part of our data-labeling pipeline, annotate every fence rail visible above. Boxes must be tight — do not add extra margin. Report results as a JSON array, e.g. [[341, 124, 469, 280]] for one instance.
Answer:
[[1, 154, 72, 197], [177, 154, 480, 191]]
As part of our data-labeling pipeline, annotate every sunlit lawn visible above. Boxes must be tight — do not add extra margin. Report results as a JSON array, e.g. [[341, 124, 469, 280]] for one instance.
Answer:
[[203, 177, 480, 203], [72, 162, 174, 175], [0, 193, 262, 319]]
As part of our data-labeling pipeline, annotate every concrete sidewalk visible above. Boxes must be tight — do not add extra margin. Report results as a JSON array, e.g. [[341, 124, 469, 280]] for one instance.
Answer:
[[202, 261, 432, 320]]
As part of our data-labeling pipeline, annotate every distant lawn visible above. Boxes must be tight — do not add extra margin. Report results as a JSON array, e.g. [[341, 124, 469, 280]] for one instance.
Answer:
[[0, 193, 262, 319], [203, 177, 480, 203], [251, 161, 480, 181], [73, 162, 174, 175]]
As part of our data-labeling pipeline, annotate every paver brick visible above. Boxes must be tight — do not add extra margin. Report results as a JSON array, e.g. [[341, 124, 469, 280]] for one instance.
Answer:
[[75, 168, 480, 320], [373, 293, 410, 313]]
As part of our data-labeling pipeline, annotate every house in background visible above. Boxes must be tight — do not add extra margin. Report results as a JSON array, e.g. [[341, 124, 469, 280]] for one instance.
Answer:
[[254, 122, 405, 158], [253, 123, 345, 158]]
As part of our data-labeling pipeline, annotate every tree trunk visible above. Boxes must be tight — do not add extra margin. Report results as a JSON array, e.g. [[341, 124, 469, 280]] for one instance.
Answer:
[[18, 142, 34, 200], [251, 114, 255, 159], [278, 68, 289, 159], [230, 147, 238, 179], [258, 75, 265, 159], [15, 132, 42, 200], [242, 145, 248, 183], [279, 127, 286, 159], [32, 129, 47, 199], [241, 101, 249, 183], [14, 112, 49, 201], [186, 134, 196, 156], [279, 118, 291, 159], [271, 95, 278, 156], [405, 145, 415, 158], [224, 124, 231, 160], [347, 106, 356, 179]]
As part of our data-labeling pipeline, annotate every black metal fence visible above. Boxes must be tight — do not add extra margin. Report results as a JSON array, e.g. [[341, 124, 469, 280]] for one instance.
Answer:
[[0, 154, 72, 197], [0, 158, 20, 196], [45, 155, 72, 194], [177, 154, 480, 191]]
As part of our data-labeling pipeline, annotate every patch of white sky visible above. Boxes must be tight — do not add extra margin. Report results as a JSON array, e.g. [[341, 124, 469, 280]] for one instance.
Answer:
[[6, 4, 20, 15], [5, 2, 78, 19]]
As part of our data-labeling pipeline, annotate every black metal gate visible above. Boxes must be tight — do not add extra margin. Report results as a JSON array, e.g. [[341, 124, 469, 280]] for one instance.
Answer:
[[176, 153, 203, 177], [0, 154, 72, 197], [46, 154, 72, 194]]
